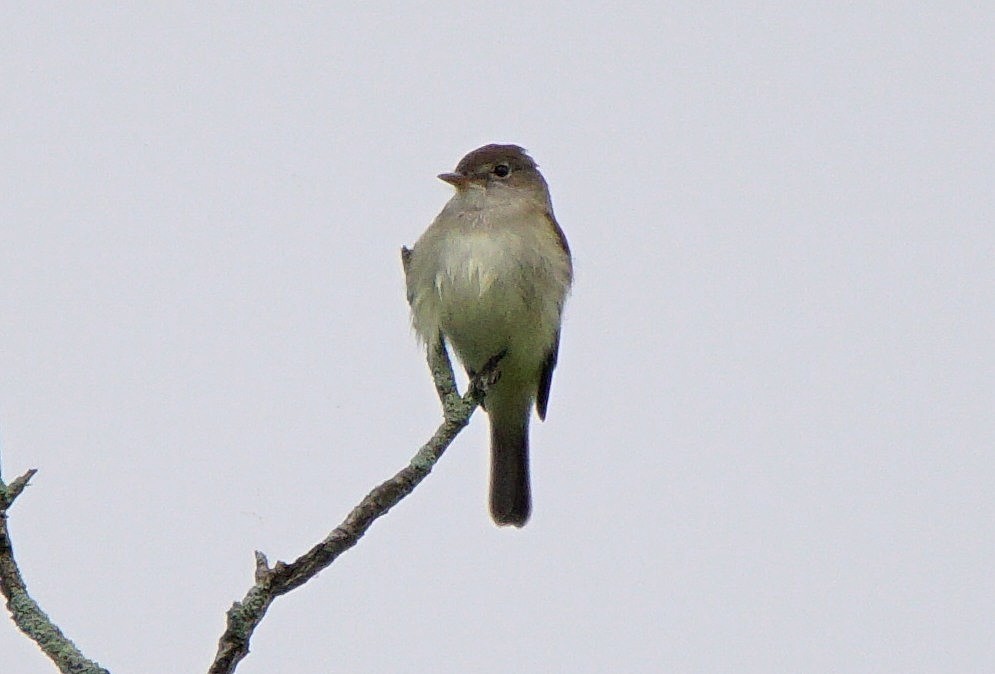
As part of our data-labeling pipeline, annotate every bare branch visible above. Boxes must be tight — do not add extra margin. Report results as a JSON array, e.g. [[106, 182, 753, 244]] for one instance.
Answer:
[[3, 247, 485, 674], [0, 469, 111, 674], [0, 468, 37, 509], [208, 323, 483, 674]]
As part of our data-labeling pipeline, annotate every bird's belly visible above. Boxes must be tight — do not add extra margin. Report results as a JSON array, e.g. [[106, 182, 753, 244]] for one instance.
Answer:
[[433, 237, 547, 373]]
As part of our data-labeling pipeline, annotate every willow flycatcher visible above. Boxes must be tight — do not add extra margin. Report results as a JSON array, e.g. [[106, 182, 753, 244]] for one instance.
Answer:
[[404, 144, 572, 527]]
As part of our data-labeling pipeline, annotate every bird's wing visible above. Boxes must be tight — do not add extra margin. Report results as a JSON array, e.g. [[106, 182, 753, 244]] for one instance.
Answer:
[[536, 330, 560, 421]]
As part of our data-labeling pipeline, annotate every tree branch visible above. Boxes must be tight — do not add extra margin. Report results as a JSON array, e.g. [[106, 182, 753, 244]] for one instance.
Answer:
[[0, 468, 111, 674], [207, 320, 482, 674], [3, 247, 479, 674]]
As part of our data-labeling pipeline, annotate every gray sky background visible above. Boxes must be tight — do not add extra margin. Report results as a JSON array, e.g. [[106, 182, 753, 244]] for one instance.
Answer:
[[2, 4, 993, 673]]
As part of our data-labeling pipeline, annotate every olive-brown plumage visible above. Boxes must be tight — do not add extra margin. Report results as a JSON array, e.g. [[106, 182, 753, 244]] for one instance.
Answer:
[[405, 144, 572, 526]]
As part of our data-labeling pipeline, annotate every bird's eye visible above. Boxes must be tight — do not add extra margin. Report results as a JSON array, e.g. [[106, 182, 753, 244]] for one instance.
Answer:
[[493, 163, 511, 177]]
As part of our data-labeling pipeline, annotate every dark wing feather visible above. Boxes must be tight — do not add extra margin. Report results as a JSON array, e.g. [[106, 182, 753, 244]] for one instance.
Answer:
[[536, 331, 560, 421], [401, 246, 415, 305], [535, 212, 571, 421]]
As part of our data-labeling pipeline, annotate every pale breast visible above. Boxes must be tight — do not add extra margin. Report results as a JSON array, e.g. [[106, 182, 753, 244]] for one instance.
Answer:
[[407, 198, 570, 372]]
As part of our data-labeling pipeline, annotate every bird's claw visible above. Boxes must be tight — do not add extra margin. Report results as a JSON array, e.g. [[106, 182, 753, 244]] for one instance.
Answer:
[[469, 349, 508, 400]]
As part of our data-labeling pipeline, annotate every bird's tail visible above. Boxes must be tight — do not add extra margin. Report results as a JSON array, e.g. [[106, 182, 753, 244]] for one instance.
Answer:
[[488, 400, 531, 527]]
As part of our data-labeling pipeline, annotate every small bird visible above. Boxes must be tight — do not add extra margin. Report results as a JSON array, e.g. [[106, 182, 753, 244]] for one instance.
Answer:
[[404, 144, 572, 527]]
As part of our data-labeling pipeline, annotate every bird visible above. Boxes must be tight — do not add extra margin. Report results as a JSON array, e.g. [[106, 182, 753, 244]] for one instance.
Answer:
[[403, 144, 572, 526]]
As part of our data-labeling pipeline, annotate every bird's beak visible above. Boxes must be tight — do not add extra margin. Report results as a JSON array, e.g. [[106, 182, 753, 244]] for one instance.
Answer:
[[438, 172, 469, 188]]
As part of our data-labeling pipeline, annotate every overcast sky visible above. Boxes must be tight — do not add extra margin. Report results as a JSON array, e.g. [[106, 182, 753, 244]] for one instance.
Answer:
[[2, 4, 993, 673]]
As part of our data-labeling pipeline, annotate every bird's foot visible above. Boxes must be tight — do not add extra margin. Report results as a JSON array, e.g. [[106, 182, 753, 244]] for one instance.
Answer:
[[469, 349, 508, 400]]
